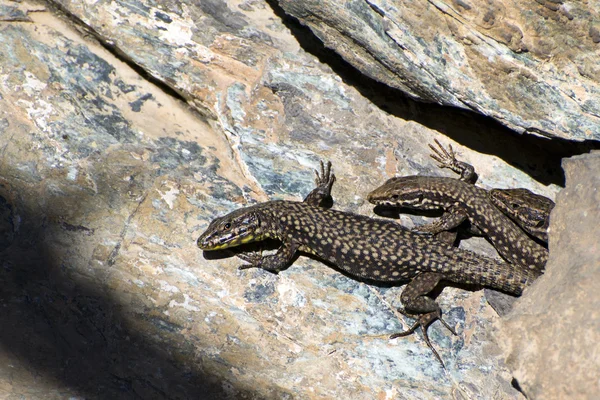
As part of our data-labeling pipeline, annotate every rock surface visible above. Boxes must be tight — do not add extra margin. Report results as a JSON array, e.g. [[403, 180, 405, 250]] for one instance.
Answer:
[[277, 0, 600, 141], [499, 152, 600, 399], [0, 0, 594, 399]]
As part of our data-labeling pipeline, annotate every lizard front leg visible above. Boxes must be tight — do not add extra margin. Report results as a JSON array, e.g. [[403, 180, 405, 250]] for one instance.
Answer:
[[235, 161, 333, 266], [413, 205, 468, 235], [429, 139, 476, 183], [303, 160, 336, 207], [411, 206, 469, 245], [235, 161, 332, 268], [237, 240, 299, 273]]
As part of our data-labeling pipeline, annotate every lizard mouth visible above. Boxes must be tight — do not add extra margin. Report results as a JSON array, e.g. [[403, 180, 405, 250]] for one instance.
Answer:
[[197, 226, 258, 251], [367, 191, 400, 206], [197, 232, 236, 250], [366, 193, 386, 204], [369, 199, 397, 207]]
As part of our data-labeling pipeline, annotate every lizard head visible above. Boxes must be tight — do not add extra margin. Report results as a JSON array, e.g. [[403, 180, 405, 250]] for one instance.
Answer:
[[489, 188, 554, 228], [367, 176, 437, 210], [197, 206, 265, 251]]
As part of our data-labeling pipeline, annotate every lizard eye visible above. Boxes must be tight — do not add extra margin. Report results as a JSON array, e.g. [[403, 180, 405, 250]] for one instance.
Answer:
[[223, 222, 231, 230], [511, 203, 520, 209]]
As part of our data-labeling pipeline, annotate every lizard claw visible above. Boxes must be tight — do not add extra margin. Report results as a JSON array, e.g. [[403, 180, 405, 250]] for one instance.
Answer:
[[390, 309, 456, 367], [428, 139, 476, 183], [429, 139, 458, 170], [303, 160, 336, 207], [314, 160, 336, 194], [304, 161, 335, 208]]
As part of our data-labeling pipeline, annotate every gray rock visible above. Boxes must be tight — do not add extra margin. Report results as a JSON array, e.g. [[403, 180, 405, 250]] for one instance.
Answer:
[[277, 0, 600, 141], [0, 0, 579, 398], [498, 152, 600, 399]]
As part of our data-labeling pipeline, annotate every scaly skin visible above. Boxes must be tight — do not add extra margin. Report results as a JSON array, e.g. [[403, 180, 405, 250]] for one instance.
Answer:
[[367, 140, 549, 271], [489, 188, 554, 242], [198, 162, 540, 365]]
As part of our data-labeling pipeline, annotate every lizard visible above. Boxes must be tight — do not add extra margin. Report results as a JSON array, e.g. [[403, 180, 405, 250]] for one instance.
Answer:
[[489, 188, 554, 243], [367, 140, 549, 271], [197, 161, 540, 365], [424, 143, 554, 244]]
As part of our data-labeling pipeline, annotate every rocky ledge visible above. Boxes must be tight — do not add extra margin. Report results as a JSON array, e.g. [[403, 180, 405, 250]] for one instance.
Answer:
[[0, 0, 598, 399]]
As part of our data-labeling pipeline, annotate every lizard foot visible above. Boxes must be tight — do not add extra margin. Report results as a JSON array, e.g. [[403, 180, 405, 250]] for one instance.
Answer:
[[303, 160, 336, 207], [429, 139, 476, 182], [390, 310, 457, 367], [314, 160, 336, 195], [411, 223, 458, 245], [429, 139, 459, 169], [411, 222, 445, 235], [235, 250, 263, 270]]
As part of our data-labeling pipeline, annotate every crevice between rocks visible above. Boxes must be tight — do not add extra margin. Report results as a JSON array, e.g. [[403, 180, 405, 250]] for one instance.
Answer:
[[265, 0, 600, 187], [43, 0, 202, 119], [39, 0, 600, 188]]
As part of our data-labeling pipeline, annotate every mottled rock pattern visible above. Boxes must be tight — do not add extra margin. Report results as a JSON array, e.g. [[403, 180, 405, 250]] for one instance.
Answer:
[[499, 152, 600, 399], [0, 0, 573, 398], [277, 0, 600, 141]]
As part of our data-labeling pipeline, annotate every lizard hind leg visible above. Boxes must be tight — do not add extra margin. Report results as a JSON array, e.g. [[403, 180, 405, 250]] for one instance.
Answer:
[[391, 272, 457, 366]]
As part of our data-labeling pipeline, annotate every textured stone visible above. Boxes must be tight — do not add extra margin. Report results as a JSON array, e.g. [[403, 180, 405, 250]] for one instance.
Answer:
[[277, 0, 600, 141], [499, 152, 600, 399], [0, 0, 576, 398]]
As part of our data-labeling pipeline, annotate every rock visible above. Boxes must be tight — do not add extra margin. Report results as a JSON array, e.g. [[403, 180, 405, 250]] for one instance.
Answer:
[[499, 152, 600, 399], [0, 0, 579, 398], [277, 0, 600, 141]]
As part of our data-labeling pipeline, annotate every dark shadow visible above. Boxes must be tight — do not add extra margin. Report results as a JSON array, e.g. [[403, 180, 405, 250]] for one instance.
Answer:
[[264, 0, 600, 187], [511, 377, 528, 398], [0, 191, 270, 399], [201, 239, 282, 261], [372, 204, 445, 219]]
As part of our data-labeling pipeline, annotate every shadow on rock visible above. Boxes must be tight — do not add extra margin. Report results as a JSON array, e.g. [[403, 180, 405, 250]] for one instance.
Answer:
[[0, 191, 261, 398]]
